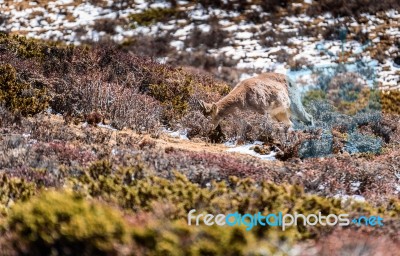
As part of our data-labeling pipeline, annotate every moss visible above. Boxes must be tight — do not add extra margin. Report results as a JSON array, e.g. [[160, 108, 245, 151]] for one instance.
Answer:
[[0, 64, 49, 116], [303, 89, 326, 106], [6, 190, 130, 255], [130, 8, 179, 27]]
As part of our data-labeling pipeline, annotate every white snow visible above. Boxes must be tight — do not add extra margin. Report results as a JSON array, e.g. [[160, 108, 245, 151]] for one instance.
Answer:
[[164, 129, 189, 140], [97, 123, 117, 131], [350, 181, 361, 192], [0, 2, 398, 91], [226, 141, 276, 160]]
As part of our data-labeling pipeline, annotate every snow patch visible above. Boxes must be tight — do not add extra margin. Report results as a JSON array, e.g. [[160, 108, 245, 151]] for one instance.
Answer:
[[226, 141, 276, 160], [164, 129, 189, 140]]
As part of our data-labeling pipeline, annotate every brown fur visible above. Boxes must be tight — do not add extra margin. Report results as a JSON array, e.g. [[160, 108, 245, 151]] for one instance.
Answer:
[[200, 72, 313, 128]]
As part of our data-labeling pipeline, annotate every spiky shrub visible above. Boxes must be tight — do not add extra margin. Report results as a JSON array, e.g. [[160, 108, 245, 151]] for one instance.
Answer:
[[0, 64, 49, 116], [6, 191, 130, 256]]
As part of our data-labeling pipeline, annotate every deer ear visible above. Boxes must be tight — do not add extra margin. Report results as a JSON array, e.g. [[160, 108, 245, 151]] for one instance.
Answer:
[[211, 103, 218, 114], [198, 99, 205, 110], [199, 100, 210, 114]]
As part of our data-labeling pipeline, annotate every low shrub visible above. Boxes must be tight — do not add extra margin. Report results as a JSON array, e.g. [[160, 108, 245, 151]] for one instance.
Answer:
[[5, 191, 130, 256], [0, 33, 73, 67], [68, 161, 383, 240], [0, 64, 49, 116], [131, 217, 288, 256], [0, 175, 36, 216], [130, 8, 181, 27], [0, 33, 229, 128], [121, 34, 173, 57], [380, 90, 400, 115], [185, 19, 229, 49], [306, 0, 400, 17]]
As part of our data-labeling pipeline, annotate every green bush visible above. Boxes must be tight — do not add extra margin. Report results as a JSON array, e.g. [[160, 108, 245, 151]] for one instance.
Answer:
[[0, 64, 49, 116], [6, 191, 130, 256], [131, 219, 287, 256], [70, 161, 348, 239], [0, 33, 44, 59], [303, 89, 326, 107], [0, 175, 36, 216], [0, 33, 73, 61], [130, 8, 180, 27], [144, 66, 229, 121], [380, 90, 400, 115]]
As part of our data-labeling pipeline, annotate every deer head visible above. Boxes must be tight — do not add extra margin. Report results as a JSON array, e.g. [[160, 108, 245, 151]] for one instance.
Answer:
[[198, 100, 218, 117], [198, 100, 220, 127]]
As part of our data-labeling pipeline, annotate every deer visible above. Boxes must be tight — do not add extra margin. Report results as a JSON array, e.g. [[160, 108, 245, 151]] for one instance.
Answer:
[[198, 73, 313, 129]]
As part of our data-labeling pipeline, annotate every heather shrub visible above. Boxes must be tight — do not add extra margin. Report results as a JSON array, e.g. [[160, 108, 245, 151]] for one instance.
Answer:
[[288, 97, 385, 158], [0, 64, 49, 116], [0, 104, 21, 127], [177, 110, 214, 139], [310, 229, 400, 256], [6, 167, 63, 189], [0, 33, 229, 128], [325, 72, 377, 115], [5, 191, 130, 256], [111, 93, 162, 133], [276, 129, 324, 160], [46, 42, 229, 126]]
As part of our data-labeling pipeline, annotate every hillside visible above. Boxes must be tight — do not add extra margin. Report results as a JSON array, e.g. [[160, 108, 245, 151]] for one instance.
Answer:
[[0, 1, 400, 255]]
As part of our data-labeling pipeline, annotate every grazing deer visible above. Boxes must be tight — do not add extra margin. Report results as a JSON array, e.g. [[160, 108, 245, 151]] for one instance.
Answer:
[[199, 73, 313, 128]]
